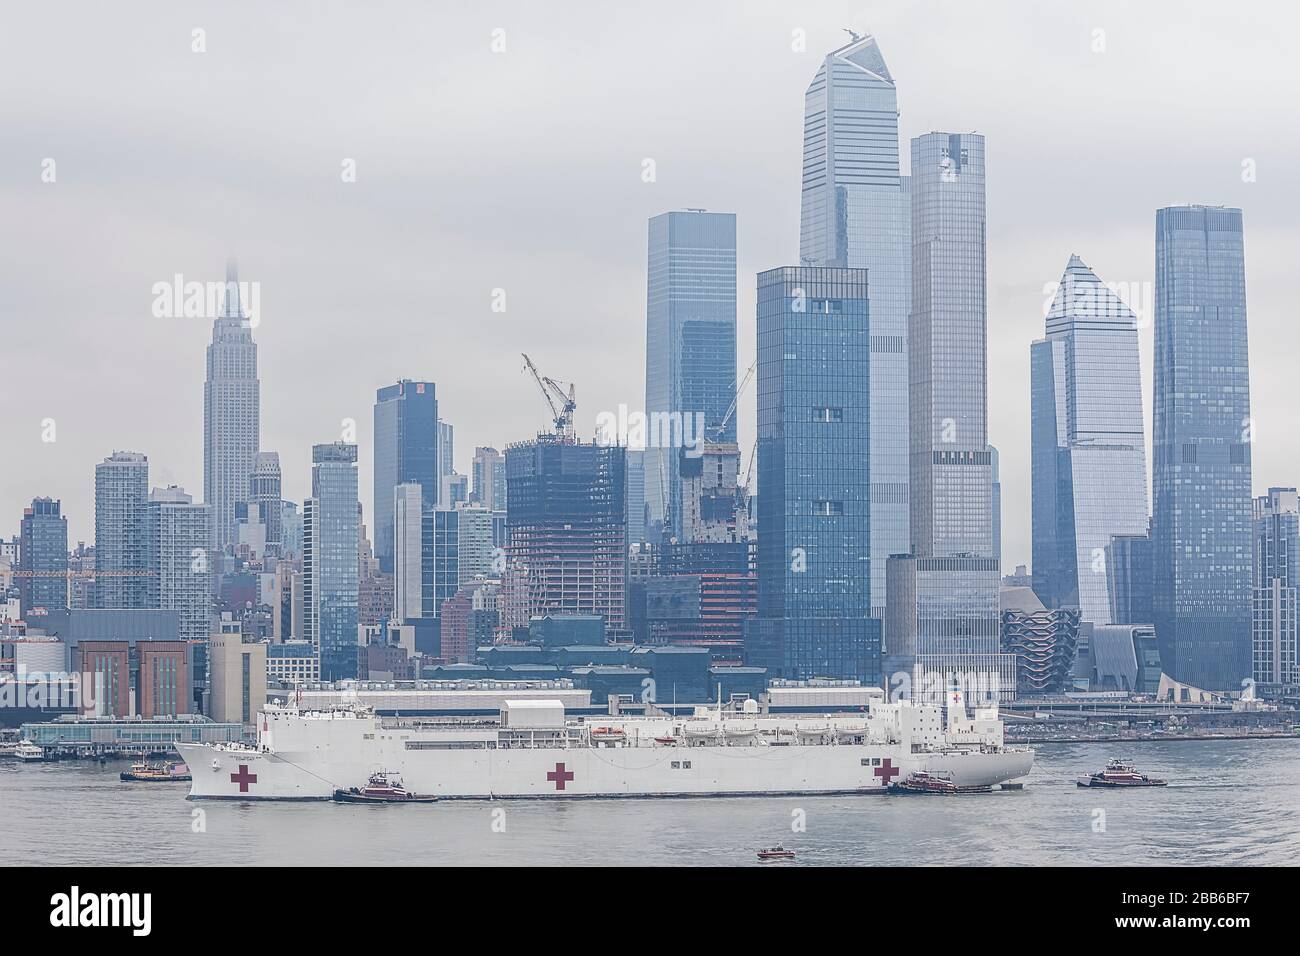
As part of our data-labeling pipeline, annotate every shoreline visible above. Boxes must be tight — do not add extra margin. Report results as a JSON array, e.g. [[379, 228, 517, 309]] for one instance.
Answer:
[[1016, 732, 1298, 744]]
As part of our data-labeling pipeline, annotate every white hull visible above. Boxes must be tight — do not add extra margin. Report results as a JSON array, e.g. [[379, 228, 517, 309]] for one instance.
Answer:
[[178, 741, 1034, 801], [176, 696, 1034, 801]]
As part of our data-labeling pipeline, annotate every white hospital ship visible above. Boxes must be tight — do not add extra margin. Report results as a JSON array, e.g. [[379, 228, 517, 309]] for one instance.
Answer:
[[176, 689, 1034, 800]]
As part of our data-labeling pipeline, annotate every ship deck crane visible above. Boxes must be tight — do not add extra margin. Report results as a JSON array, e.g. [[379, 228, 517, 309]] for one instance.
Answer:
[[521, 353, 576, 442]]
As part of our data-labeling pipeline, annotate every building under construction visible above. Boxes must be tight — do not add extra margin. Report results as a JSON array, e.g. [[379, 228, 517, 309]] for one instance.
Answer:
[[501, 437, 628, 637]]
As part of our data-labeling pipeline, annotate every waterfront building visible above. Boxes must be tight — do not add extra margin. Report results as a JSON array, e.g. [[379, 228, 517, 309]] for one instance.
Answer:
[[644, 209, 737, 542], [204, 259, 260, 551], [1090, 624, 1162, 694], [1030, 255, 1148, 623], [209, 620, 267, 725], [799, 33, 910, 615], [1152, 206, 1253, 691]]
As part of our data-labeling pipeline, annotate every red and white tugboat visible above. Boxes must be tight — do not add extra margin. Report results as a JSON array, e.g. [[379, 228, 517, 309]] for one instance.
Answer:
[[334, 771, 438, 803], [757, 845, 796, 861], [1076, 758, 1167, 788]]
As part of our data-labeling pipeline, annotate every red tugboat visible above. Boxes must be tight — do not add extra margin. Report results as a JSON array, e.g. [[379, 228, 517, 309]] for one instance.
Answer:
[[893, 770, 993, 795], [1076, 758, 1167, 788], [756, 845, 796, 861], [334, 771, 438, 803]]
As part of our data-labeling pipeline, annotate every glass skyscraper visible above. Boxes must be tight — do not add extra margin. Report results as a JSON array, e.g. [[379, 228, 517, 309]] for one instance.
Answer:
[[909, 132, 992, 559], [746, 266, 879, 683], [203, 259, 260, 551], [644, 210, 737, 542], [892, 132, 1015, 700], [1031, 255, 1149, 625], [304, 442, 359, 681], [18, 497, 68, 616], [373, 380, 438, 573], [1152, 205, 1253, 692], [1252, 487, 1298, 686], [799, 34, 910, 615], [93, 451, 150, 609]]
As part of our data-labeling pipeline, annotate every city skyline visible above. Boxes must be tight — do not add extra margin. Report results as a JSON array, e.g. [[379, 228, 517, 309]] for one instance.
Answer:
[[3, 3, 1296, 576]]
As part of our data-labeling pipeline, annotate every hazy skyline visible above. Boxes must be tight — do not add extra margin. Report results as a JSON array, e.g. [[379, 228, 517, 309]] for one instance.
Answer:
[[3, 0, 1298, 572]]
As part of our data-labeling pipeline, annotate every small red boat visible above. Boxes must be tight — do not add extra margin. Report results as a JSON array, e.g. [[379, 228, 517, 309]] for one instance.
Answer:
[[757, 845, 796, 860]]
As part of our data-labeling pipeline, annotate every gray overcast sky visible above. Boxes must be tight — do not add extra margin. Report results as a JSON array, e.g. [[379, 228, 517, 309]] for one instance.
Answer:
[[3, 0, 1298, 571]]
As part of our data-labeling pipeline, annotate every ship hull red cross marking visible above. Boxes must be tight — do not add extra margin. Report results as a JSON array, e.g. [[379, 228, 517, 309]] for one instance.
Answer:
[[546, 762, 574, 791], [874, 759, 900, 786], [230, 764, 258, 792]]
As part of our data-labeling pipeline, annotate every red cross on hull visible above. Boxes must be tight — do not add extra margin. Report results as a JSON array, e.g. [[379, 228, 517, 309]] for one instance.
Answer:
[[230, 764, 258, 792], [874, 758, 900, 786], [546, 762, 575, 791]]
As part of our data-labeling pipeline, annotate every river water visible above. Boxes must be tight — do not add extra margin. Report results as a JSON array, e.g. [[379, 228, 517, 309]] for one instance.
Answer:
[[4, 739, 1296, 866]]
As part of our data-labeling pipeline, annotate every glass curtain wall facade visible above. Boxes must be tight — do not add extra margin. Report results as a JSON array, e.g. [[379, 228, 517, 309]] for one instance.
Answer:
[[304, 442, 359, 680], [645, 210, 737, 543], [1252, 487, 1299, 686], [799, 34, 910, 616], [18, 497, 68, 616], [373, 380, 438, 573], [1030, 255, 1149, 625], [909, 132, 992, 558], [1152, 205, 1253, 691], [746, 266, 878, 683]]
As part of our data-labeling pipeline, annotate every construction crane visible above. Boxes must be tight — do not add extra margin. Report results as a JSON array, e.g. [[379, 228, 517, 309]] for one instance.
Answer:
[[521, 353, 576, 442], [709, 357, 757, 444]]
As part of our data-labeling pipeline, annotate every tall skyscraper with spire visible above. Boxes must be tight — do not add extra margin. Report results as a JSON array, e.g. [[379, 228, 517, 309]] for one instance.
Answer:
[[1031, 255, 1149, 625], [799, 33, 910, 616], [1152, 205, 1253, 692], [204, 259, 260, 551]]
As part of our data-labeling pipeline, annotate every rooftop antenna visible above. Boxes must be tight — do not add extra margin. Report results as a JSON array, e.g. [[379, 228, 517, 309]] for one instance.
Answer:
[[843, 28, 863, 43]]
